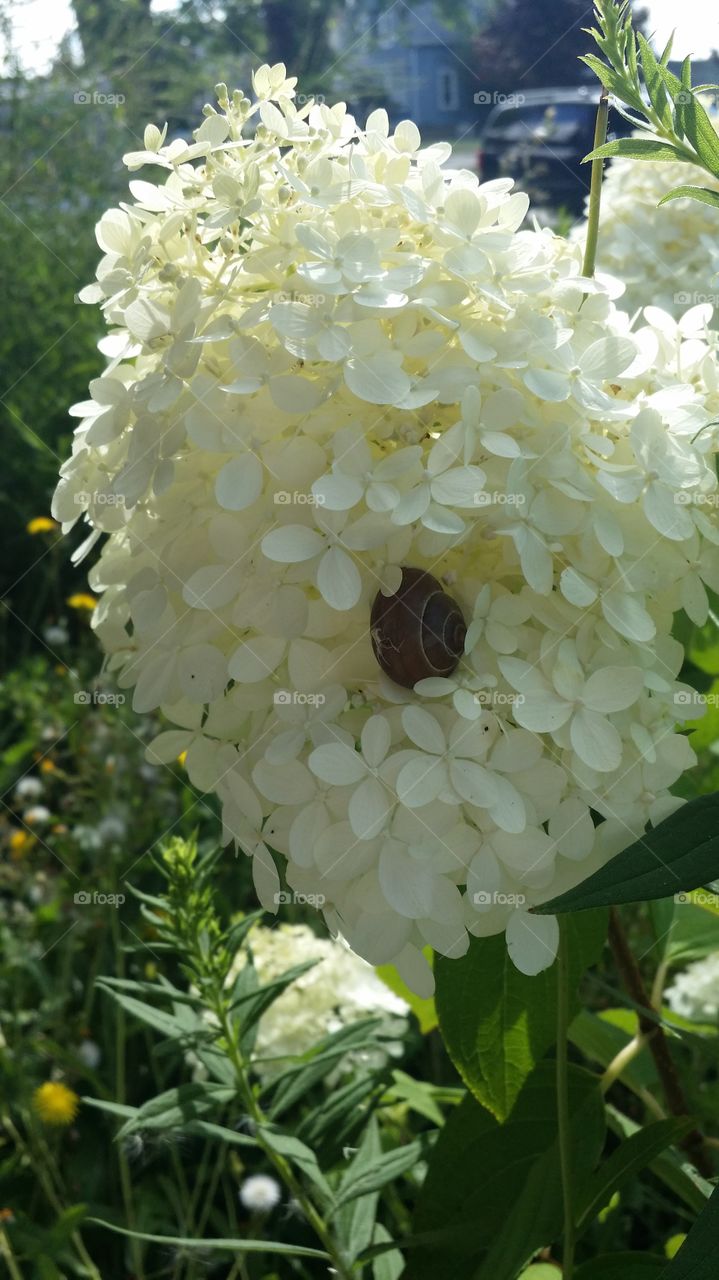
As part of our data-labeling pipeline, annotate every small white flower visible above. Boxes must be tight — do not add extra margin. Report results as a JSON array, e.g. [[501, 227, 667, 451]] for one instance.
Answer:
[[14, 777, 43, 801], [24, 805, 51, 826], [239, 1173, 282, 1213]]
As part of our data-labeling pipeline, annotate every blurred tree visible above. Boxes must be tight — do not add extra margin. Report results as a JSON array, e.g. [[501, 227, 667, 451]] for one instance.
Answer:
[[474, 0, 648, 91]]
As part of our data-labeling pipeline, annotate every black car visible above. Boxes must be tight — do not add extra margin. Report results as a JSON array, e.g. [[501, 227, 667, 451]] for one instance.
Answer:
[[478, 87, 634, 212]]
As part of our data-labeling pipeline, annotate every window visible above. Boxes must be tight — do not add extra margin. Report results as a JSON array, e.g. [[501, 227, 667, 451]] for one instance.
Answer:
[[438, 67, 459, 112]]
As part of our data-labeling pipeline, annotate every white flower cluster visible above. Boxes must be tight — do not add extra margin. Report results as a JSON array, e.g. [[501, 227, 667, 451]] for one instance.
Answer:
[[574, 150, 719, 318], [231, 922, 408, 1077], [54, 67, 719, 990], [665, 952, 719, 1024]]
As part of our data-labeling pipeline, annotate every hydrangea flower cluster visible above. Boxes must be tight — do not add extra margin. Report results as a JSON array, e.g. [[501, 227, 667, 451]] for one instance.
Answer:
[[54, 67, 719, 991], [229, 922, 408, 1078], [574, 149, 719, 317], [665, 951, 719, 1024]]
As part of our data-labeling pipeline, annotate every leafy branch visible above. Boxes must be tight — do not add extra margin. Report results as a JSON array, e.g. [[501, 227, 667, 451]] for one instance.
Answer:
[[582, 0, 719, 209]]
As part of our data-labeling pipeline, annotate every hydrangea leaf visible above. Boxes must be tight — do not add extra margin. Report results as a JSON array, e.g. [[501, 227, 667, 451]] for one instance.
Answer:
[[434, 910, 607, 1120], [409, 1063, 604, 1280], [533, 795, 719, 914]]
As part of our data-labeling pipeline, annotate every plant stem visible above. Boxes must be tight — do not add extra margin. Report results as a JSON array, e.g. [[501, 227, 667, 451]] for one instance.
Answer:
[[0, 1227, 24, 1280], [582, 87, 609, 280], [556, 919, 575, 1280], [212, 1000, 353, 1280], [110, 904, 145, 1280], [607, 908, 713, 1176]]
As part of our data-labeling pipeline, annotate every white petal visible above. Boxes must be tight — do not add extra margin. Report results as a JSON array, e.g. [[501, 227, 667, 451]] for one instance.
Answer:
[[308, 741, 366, 785], [215, 455, 263, 510], [317, 546, 362, 611], [262, 525, 325, 563], [570, 708, 622, 772], [506, 912, 559, 976], [401, 705, 446, 754]]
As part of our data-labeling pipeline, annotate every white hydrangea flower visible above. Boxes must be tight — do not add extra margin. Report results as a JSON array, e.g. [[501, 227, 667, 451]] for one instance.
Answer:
[[231, 922, 409, 1078], [54, 68, 719, 991], [573, 148, 719, 318], [665, 951, 719, 1024]]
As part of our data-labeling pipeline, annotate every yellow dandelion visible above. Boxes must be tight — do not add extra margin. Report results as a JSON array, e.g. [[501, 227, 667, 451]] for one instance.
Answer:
[[33, 1081, 80, 1126], [9, 830, 33, 859], [40, 759, 56, 775], [27, 517, 58, 535], [66, 593, 97, 611]]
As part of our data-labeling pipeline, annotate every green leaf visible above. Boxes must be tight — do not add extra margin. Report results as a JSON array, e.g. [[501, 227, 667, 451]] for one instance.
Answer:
[[637, 31, 671, 125], [260, 1127, 333, 1202], [585, 138, 684, 162], [674, 91, 719, 174], [87, 1219, 330, 1258], [475, 1071, 607, 1280], [533, 795, 719, 914], [384, 1070, 446, 1126], [116, 1082, 236, 1139], [333, 1139, 428, 1210], [606, 1107, 712, 1218], [574, 1255, 666, 1279], [657, 1184, 719, 1277], [333, 1116, 382, 1265], [576, 1119, 695, 1231], [264, 1017, 383, 1119], [658, 185, 719, 209], [96, 984, 192, 1041], [435, 909, 607, 1119], [371, 1222, 404, 1280], [408, 1063, 602, 1280]]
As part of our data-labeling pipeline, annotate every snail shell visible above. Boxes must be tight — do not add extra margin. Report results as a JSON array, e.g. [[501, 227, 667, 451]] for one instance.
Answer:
[[370, 567, 467, 689]]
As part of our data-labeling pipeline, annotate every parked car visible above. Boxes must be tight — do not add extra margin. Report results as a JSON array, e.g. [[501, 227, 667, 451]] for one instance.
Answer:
[[477, 87, 635, 212]]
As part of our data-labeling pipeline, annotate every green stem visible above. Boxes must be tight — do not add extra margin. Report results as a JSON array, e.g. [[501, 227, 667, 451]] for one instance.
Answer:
[[110, 905, 145, 1280], [212, 999, 353, 1280], [0, 1227, 24, 1280], [556, 920, 575, 1280], [582, 88, 610, 280]]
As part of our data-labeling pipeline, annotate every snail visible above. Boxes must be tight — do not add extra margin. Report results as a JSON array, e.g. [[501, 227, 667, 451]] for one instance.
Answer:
[[370, 567, 467, 689]]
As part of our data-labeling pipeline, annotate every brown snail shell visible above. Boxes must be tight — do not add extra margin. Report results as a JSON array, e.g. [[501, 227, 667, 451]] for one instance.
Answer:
[[370, 567, 467, 689]]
